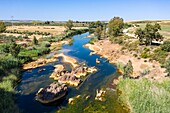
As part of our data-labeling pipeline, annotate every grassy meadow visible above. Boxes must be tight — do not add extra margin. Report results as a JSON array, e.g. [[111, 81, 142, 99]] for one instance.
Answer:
[[118, 78, 170, 113]]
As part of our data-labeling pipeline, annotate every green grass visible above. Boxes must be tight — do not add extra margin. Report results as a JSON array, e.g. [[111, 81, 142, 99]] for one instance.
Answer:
[[118, 78, 170, 113], [161, 25, 170, 32]]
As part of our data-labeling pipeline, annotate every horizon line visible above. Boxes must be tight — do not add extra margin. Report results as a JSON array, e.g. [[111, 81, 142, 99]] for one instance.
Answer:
[[1, 19, 170, 23]]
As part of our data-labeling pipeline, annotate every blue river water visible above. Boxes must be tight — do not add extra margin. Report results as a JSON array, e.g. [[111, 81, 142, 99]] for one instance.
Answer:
[[16, 32, 117, 113]]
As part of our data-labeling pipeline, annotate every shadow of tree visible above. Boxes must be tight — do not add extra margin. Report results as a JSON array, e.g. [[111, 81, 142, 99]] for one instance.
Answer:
[[0, 88, 20, 113]]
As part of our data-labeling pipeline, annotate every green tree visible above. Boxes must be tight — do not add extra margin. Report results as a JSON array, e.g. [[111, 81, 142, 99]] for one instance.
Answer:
[[89, 21, 103, 28], [101, 25, 107, 39], [0, 21, 6, 33], [108, 17, 124, 37], [95, 26, 102, 40], [88, 22, 96, 28], [95, 20, 103, 28], [33, 36, 38, 45], [65, 20, 73, 30], [44, 21, 50, 24], [123, 60, 133, 78], [135, 28, 145, 43], [9, 40, 21, 58], [135, 23, 163, 45]]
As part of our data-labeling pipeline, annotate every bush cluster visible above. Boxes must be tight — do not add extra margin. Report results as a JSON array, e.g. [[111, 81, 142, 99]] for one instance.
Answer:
[[4, 30, 51, 36]]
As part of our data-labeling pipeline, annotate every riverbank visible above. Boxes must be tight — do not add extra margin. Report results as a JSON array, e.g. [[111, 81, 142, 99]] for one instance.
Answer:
[[0, 29, 89, 113], [85, 38, 170, 113], [84, 39, 167, 81], [23, 40, 72, 70]]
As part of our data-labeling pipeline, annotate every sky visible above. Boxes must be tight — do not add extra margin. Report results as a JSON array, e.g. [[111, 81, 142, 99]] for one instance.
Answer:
[[0, 0, 170, 21]]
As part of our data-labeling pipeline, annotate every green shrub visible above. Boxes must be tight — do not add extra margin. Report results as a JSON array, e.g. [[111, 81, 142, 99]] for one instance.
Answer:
[[126, 41, 140, 51], [109, 36, 124, 45], [89, 28, 95, 34], [33, 36, 38, 45], [116, 38, 124, 44], [41, 41, 51, 47], [150, 48, 168, 64], [123, 60, 133, 78], [89, 37, 98, 44], [140, 69, 150, 76], [161, 40, 170, 52], [9, 41, 21, 58], [144, 59, 147, 62], [133, 54, 138, 57], [116, 62, 125, 73], [165, 58, 170, 76], [141, 52, 150, 58], [0, 44, 10, 53], [140, 47, 151, 58], [18, 55, 32, 64], [0, 57, 21, 69], [143, 47, 150, 52]]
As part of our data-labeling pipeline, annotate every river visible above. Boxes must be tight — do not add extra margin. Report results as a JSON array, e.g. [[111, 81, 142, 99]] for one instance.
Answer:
[[16, 32, 123, 113]]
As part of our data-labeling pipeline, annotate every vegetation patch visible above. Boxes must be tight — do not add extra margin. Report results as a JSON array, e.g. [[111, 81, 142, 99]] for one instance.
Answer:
[[0, 20, 89, 113], [118, 78, 170, 113], [58, 91, 128, 113], [89, 37, 98, 44]]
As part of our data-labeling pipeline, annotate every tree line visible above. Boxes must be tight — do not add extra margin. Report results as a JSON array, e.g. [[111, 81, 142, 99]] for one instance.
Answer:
[[135, 23, 163, 45], [89, 17, 125, 40]]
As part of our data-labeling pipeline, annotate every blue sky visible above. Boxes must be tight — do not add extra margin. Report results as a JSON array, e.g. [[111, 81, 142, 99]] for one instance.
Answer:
[[0, 0, 170, 21]]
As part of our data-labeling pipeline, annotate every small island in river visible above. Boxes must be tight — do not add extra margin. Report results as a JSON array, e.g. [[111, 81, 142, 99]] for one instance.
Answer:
[[35, 82, 68, 104], [50, 64, 97, 86]]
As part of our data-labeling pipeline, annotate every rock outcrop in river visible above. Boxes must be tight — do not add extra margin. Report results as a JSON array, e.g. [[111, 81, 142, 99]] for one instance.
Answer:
[[95, 89, 106, 101], [72, 66, 88, 78], [72, 66, 97, 78], [50, 64, 70, 80], [50, 65, 97, 86], [35, 82, 68, 104], [58, 73, 82, 86]]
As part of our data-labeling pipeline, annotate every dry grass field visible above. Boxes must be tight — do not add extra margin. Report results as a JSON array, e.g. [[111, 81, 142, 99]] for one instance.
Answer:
[[0, 25, 87, 44], [6, 26, 87, 35]]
